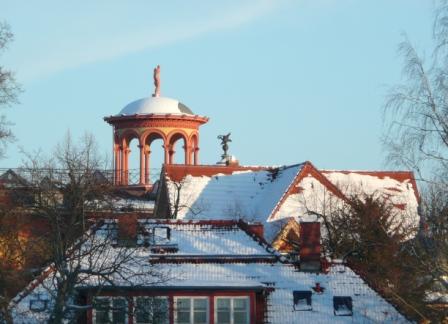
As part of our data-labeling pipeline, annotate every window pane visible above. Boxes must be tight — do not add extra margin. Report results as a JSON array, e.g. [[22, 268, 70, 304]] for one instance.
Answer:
[[193, 298, 207, 311], [177, 311, 190, 323], [95, 311, 110, 324], [112, 298, 127, 324], [234, 299, 247, 311], [234, 311, 247, 324], [176, 298, 191, 324], [193, 310, 207, 323], [217, 311, 231, 324], [152, 298, 169, 324], [177, 298, 191, 310], [136, 297, 169, 323], [94, 298, 110, 324], [217, 298, 230, 310], [193, 298, 208, 324], [136, 298, 150, 323]]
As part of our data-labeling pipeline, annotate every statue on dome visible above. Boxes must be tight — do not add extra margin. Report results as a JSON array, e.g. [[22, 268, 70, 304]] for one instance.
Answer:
[[217, 133, 231, 159], [153, 65, 161, 97]]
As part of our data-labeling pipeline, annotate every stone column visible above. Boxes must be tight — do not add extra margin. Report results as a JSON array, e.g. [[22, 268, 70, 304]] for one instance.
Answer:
[[139, 145, 145, 185], [114, 145, 120, 185], [194, 147, 199, 165], [123, 147, 130, 185], [169, 148, 175, 164], [184, 144, 191, 165], [145, 147, 151, 184], [163, 144, 169, 164]]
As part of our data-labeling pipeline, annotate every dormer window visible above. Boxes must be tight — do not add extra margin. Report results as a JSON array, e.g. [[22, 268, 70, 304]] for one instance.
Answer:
[[293, 291, 312, 311], [153, 226, 171, 243], [151, 226, 177, 253], [29, 294, 49, 312], [333, 296, 353, 316]]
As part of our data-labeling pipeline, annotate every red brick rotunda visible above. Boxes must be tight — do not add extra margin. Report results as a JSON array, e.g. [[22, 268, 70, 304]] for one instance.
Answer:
[[104, 66, 209, 190]]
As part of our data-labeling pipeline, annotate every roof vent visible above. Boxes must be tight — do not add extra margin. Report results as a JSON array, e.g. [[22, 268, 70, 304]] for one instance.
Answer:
[[312, 282, 325, 294], [333, 296, 353, 316]]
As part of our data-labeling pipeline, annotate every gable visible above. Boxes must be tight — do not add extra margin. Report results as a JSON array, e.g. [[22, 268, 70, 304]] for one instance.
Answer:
[[271, 218, 301, 253], [320, 170, 419, 202], [320, 170, 420, 230], [268, 162, 349, 222]]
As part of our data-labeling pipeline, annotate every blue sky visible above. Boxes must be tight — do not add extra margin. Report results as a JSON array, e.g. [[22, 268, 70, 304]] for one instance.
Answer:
[[1, 0, 435, 171]]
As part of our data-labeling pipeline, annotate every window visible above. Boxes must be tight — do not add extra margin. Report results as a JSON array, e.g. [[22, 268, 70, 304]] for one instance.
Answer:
[[93, 297, 128, 324], [293, 291, 312, 311], [175, 297, 209, 324], [153, 226, 171, 242], [135, 297, 169, 324], [29, 293, 49, 312], [215, 297, 249, 324], [333, 296, 353, 316]]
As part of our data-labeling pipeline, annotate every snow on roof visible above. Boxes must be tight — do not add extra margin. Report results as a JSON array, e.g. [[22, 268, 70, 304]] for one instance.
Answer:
[[320, 170, 420, 230], [138, 220, 272, 256], [166, 164, 304, 222], [113, 198, 155, 210], [164, 164, 421, 242], [11, 221, 409, 323], [118, 96, 194, 116]]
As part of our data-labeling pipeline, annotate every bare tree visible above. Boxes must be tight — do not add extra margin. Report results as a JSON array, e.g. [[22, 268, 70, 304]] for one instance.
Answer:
[[413, 185, 448, 321], [6, 133, 168, 323], [382, 2, 448, 321], [310, 194, 429, 321], [0, 22, 21, 157], [163, 176, 209, 219], [383, 1, 448, 185]]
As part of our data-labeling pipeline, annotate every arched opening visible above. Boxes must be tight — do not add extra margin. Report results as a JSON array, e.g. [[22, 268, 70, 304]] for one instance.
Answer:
[[127, 138, 141, 185], [169, 132, 188, 164], [145, 133, 165, 183], [118, 130, 141, 186], [190, 134, 198, 165], [113, 137, 122, 185]]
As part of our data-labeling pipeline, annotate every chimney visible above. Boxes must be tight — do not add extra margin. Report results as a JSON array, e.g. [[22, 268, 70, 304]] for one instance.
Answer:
[[299, 222, 321, 271], [117, 214, 138, 246]]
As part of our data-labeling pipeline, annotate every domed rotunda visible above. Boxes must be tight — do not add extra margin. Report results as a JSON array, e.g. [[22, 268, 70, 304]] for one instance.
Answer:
[[104, 66, 208, 189]]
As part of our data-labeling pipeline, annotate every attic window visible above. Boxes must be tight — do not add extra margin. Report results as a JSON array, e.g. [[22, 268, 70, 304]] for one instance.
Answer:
[[333, 296, 353, 316], [149, 226, 179, 254], [153, 226, 171, 242], [293, 291, 312, 311], [29, 294, 49, 312]]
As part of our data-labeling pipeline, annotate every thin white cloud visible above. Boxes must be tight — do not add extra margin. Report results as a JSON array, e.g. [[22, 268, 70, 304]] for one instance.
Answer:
[[7, 0, 286, 82]]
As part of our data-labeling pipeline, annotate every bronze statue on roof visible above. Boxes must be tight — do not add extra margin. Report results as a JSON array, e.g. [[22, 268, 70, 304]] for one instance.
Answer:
[[153, 65, 161, 97], [217, 133, 231, 159]]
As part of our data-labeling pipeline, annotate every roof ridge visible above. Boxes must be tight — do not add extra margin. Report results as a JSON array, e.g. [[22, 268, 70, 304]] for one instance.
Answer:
[[263, 163, 307, 222], [320, 169, 414, 174]]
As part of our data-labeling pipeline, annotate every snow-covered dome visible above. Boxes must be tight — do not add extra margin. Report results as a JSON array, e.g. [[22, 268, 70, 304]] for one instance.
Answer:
[[118, 96, 194, 116]]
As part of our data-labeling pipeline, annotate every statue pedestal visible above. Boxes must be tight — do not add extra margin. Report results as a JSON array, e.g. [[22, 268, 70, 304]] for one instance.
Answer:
[[216, 158, 228, 166], [216, 155, 239, 166]]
